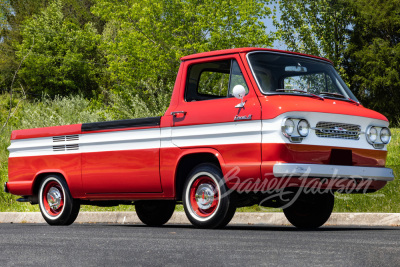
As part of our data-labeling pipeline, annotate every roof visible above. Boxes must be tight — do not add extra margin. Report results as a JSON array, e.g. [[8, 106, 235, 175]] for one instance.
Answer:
[[180, 47, 333, 64]]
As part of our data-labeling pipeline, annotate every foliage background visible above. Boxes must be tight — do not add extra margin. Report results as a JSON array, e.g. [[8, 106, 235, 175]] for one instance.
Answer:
[[274, 0, 400, 124], [0, 0, 399, 212]]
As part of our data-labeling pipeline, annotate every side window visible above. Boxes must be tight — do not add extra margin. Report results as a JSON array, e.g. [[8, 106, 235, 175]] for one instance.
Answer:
[[186, 59, 249, 102], [198, 70, 230, 97]]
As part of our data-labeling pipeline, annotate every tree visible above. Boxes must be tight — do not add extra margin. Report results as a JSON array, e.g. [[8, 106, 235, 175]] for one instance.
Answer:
[[0, 0, 49, 93], [16, 0, 103, 97], [0, 0, 12, 35], [344, 0, 400, 125], [275, 0, 400, 124], [0, 0, 104, 94], [92, 0, 277, 114], [274, 0, 353, 68]]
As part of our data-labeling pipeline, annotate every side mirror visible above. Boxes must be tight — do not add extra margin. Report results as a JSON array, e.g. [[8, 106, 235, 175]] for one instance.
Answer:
[[232, 85, 246, 108]]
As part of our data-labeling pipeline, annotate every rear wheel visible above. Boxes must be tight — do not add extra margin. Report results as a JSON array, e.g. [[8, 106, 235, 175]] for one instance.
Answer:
[[135, 200, 176, 226], [182, 163, 236, 229], [283, 190, 334, 229], [38, 175, 80, 226]]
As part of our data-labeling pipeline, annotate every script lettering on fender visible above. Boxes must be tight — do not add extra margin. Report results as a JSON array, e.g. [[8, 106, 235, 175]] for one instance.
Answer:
[[234, 114, 252, 121]]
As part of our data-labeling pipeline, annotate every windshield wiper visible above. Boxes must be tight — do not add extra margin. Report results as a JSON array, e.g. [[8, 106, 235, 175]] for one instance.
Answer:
[[276, 88, 307, 93], [276, 89, 324, 101], [319, 92, 346, 98], [319, 92, 360, 105]]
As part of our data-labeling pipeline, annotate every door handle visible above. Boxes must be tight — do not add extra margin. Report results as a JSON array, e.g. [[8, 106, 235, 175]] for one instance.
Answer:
[[171, 111, 187, 117]]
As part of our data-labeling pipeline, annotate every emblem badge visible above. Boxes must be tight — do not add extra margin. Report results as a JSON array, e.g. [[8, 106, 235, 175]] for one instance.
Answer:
[[234, 114, 252, 121]]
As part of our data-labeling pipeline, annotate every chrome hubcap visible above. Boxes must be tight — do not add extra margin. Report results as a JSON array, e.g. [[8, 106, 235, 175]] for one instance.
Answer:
[[47, 187, 62, 210], [195, 184, 215, 210]]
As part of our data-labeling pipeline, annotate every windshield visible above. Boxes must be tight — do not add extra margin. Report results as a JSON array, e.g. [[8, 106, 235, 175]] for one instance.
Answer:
[[247, 52, 359, 102]]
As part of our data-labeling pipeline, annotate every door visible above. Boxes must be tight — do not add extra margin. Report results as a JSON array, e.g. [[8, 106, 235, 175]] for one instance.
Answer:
[[170, 55, 262, 181]]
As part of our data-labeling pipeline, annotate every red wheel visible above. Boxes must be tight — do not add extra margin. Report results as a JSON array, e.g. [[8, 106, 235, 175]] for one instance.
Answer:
[[183, 164, 236, 229], [42, 180, 65, 217], [39, 175, 80, 225], [189, 176, 220, 218]]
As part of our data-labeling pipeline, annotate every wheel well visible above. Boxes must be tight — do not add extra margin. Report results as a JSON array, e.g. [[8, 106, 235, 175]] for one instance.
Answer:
[[32, 172, 66, 198], [175, 153, 221, 201]]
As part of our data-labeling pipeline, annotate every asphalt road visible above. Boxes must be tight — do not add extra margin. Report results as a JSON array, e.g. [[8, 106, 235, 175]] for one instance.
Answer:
[[0, 223, 399, 267]]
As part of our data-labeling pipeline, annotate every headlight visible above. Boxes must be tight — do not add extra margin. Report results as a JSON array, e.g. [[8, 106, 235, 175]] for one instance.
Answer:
[[281, 118, 310, 143], [380, 127, 391, 144], [366, 125, 390, 149], [367, 126, 378, 143], [297, 119, 310, 137], [283, 119, 295, 136]]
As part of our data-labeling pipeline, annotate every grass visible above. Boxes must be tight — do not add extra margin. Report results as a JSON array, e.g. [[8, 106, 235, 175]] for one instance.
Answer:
[[0, 94, 399, 213], [331, 128, 400, 212]]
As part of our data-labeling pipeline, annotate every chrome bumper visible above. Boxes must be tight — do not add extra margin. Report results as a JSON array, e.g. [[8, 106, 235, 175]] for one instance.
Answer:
[[273, 163, 394, 181]]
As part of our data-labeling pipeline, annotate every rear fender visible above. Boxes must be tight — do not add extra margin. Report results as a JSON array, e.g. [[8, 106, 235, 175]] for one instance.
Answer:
[[33, 169, 83, 198]]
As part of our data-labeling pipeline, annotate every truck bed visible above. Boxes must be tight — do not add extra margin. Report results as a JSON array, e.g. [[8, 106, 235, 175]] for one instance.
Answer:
[[10, 117, 162, 140]]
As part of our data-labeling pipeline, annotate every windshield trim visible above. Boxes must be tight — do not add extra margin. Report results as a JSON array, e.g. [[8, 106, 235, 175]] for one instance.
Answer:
[[245, 51, 361, 104]]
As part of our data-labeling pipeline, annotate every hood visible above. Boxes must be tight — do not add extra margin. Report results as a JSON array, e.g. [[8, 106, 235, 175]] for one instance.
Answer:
[[260, 95, 388, 121]]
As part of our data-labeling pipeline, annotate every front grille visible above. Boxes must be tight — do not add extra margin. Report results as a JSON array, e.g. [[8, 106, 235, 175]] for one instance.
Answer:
[[315, 121, 361, 140]]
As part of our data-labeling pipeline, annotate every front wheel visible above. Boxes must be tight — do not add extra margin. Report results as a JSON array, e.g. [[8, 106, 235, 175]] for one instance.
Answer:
[[38, 175, 80, 226], [135, 200, 176, 226], [182, 163, 236, 229], [283, 190, 334, 229]]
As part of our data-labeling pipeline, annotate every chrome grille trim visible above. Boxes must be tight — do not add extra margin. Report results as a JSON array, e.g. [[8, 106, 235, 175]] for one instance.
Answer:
[[53, 144, 79, 151], [52, 135, 79, 151], [52, 136, 65, 142], [53, 135, 79, 142], [314, 121, 361, 140], [66, 144, 79, 150], [53, 145, 65, 152], [66, 135, 79, 141]]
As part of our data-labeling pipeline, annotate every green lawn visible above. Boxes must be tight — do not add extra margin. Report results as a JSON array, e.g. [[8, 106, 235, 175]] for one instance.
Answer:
[[331, 128, 400, 212]]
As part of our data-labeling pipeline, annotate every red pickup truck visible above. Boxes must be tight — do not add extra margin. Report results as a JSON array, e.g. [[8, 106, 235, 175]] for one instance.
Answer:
[[5, 48, 394, 229]]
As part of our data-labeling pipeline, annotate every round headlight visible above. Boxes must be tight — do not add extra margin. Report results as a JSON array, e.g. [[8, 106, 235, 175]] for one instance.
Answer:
[[367, 126, 378, 143], [380, 127, 391, 144], [284, 119, 295, 136], [297, 119, 310, 137]]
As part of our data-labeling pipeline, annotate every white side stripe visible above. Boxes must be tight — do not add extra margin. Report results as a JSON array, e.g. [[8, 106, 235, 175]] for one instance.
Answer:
[[79, 128, 161, 153], [170, 120, 261, 147], [8, 112, 389, 158]]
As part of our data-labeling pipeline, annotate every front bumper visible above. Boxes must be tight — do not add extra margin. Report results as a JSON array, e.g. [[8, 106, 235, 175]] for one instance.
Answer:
[[273, 163, 394, 181]]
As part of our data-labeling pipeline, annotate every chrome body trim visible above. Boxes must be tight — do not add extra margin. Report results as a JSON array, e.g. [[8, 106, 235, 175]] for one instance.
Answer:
[[273, 163, 394, 181]]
